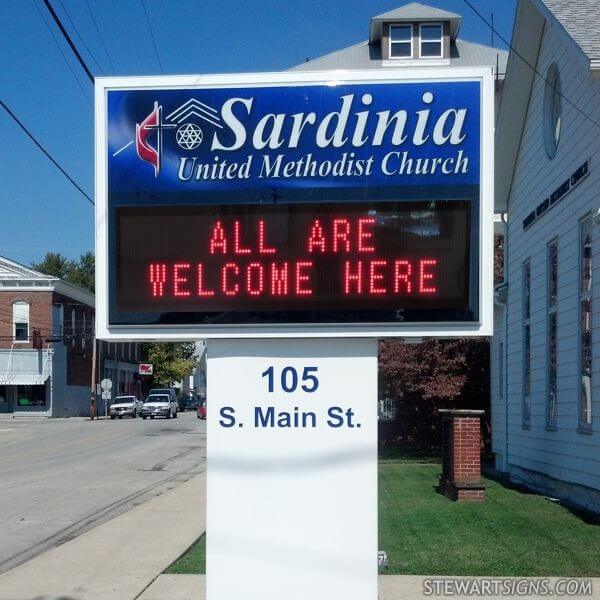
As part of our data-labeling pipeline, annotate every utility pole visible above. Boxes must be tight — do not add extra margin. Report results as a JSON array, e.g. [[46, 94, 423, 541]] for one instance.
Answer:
[[491, 12, 495, 47], [90, 337, 96, 420]]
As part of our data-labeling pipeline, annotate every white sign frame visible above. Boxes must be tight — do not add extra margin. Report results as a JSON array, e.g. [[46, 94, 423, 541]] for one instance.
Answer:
[[95, 68, 494, 340]]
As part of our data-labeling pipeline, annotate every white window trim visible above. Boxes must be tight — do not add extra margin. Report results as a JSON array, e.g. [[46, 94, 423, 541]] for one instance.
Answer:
[[419, 22, 444, 59], [498, 341, 504, 401], [543, 64, 562, 160], [388, 24, 414, 60], [71, 308, 76, 348], [82, 313, 86, 350], [381, 58, 450, 68], [522, 260, 531, 428], [546, 239, 558, 428], [13, 301, 30, 344], [578, 215, 593, 431]]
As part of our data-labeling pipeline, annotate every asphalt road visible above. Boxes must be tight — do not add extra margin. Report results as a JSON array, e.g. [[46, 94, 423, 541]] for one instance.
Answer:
[[0, 411, 206, 575]]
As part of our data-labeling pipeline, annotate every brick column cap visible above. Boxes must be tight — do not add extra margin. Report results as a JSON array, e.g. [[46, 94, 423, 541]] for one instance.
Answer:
[[438, 409, 485, 417]]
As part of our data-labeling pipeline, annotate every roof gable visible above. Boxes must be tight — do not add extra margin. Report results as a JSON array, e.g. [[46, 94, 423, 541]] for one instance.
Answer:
[[373, 3, 461, 21], [0, 255, 95, 306], [495, 0, 600, 213], [540, 0, 600, 65], [495, 0, 546, 213], [0, 256, 54, 281]]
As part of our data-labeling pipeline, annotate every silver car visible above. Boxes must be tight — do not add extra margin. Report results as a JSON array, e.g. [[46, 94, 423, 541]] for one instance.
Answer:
[[142, 394, 178, 420], [110, 395, 143, 419]]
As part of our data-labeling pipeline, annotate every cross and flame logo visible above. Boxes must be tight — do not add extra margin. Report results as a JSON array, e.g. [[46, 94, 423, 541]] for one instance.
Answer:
[[134, 99, 222, 177]]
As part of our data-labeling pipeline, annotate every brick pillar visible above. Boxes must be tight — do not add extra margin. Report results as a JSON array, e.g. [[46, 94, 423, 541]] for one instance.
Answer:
[[438, 409, 485, 502]]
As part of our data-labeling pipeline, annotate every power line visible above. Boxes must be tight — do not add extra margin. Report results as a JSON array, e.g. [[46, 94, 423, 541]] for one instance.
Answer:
[[42, 0, 94, 83], [32, 0, 92, 107], [55, 0, 103, 73], [140, 0, 164, 73], [0, 99, 94, 205], [461, 0, 600, 132], [84, 0, 115, 73]]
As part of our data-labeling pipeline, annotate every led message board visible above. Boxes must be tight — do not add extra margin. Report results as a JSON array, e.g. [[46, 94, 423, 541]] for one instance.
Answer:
[[116, 201, 470, 321], [96, 70, 494, 339]]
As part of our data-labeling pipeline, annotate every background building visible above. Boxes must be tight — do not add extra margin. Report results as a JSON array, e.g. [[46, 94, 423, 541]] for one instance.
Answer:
[[177, 341, 207, 401], [0, 255, 139, 416], [492, 0, 600, 512]]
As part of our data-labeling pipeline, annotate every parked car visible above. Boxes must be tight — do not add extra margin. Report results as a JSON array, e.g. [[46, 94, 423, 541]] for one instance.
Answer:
[[148, 388, 177, 403], [142, 394, 178, 419], [179, 393, 199, 412], [197, 397, 207, 420], [110, 395, 143, 419], [177, 394, 189, 412]]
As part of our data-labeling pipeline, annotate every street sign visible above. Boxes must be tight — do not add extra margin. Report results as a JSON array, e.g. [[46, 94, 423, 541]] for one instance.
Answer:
[[100, 378, 112, 391], [95, 69, 494, 340], [101, 390, 111, 400], [138, 363, 153, 376]]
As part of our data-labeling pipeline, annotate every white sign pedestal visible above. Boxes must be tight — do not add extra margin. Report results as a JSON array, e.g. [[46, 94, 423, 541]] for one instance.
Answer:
[[206, 338, 378, 600]]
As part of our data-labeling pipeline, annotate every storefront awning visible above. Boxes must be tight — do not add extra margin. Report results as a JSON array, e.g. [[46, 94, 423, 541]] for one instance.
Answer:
[[0, 374, 49, 386]]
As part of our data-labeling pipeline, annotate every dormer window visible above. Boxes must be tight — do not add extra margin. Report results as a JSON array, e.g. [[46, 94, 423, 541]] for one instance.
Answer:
[[419, 23, 443, 58], [371, 5, 459, 65], [389, 24, 413, 58]]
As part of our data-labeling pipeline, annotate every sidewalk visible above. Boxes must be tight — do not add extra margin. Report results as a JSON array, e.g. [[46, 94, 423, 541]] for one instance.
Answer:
[[0, 471, 206, 600], [139, 574, 600, 600]]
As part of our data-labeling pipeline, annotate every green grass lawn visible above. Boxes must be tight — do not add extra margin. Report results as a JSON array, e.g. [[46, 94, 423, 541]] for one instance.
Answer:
[[379, 456, 600, 576], [166, 455, 600, 576], [165, 534, 205, 574]]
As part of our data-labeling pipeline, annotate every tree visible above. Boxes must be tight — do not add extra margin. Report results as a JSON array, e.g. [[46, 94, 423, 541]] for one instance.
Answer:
[[31, 252, 73, 280], [67, 251, 95, 292], [142, 342, 197, 388], [379, 339, 470, 401], [378, 339, 490, 451], [32, 252, 95, 292]]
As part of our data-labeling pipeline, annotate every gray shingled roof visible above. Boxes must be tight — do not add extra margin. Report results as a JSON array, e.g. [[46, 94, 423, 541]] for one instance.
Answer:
[[290, 39, 508, 75], [372, 2, 461, 22], [541, 0, 600, 63]]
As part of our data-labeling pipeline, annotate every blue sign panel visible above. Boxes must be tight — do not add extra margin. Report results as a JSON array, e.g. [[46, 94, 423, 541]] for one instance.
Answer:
[[104, 77, 483, 328], [108, 81, 480, 197]]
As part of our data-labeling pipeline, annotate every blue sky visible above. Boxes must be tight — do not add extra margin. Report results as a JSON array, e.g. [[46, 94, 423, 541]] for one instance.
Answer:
[[0, 0, 516, 267]]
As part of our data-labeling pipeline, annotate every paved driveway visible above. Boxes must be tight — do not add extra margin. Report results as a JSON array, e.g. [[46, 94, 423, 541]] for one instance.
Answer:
[[0, 412, 205, 574]]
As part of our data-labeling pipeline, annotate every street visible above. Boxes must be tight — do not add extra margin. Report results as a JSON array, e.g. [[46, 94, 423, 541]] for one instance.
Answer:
[[0, 412, 206, 575]]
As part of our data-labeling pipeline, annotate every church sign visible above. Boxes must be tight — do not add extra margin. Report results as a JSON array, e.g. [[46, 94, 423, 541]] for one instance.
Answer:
[[95, 69, 494, 339]]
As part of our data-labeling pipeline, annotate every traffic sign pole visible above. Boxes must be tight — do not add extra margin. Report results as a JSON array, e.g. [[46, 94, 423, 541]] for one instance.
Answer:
[[89, 338, 96, 420]]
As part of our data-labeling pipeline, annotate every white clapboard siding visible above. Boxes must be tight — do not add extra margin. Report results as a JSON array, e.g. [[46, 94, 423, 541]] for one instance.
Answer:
[[492, 17, 600, 504]]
